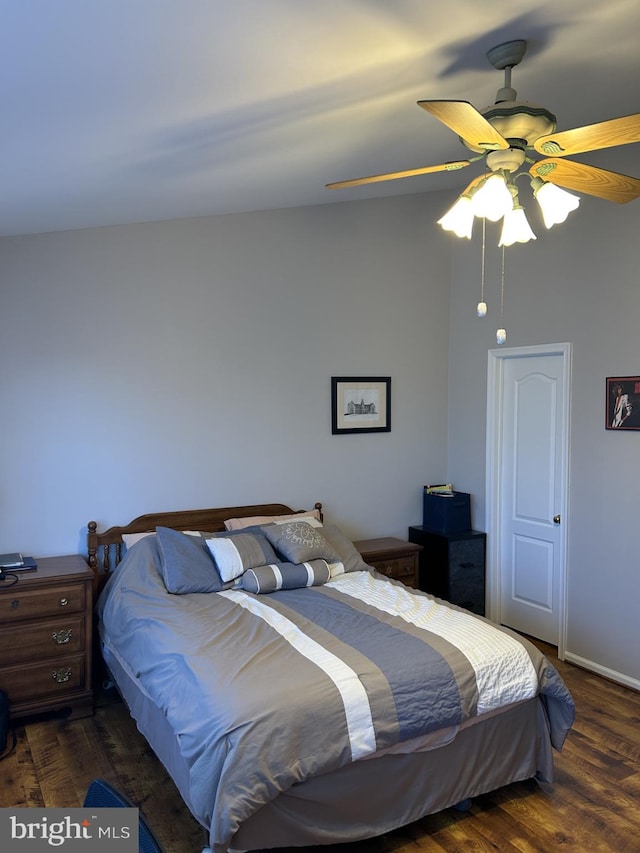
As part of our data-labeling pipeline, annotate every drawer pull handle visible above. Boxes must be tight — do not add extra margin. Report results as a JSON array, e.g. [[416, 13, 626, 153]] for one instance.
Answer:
[[10, 599, 20, 610], [459, 562, 475, 568], [52, 629, 72, 645], [51, 667, 72, 683], [59, 597, 69, 607]]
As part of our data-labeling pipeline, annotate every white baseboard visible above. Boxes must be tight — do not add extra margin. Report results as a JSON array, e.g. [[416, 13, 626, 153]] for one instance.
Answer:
[[564, 651, 640, 692]]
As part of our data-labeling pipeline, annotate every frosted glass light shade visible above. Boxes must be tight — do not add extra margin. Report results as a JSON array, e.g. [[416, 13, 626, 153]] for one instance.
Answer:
[[499, 206, 537, 246], [534, 181, 580, 228], [471, 174, 513, 222], [477, 301, 488, 317], [496, 328, 507, 345], [437, 195, 474, 238]]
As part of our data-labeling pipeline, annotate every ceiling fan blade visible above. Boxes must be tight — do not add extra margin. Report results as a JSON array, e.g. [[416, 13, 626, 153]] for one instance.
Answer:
[[326, 160, 471, 190], [454, 173, 488, 198], [530, 159, 640, 203], [418, 100, 510, 151], [534, 113, 640, 157]]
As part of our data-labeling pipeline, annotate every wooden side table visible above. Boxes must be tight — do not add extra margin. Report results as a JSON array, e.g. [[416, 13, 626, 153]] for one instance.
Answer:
[[353, 537, 422, 588], [0, 554, 94, 719]]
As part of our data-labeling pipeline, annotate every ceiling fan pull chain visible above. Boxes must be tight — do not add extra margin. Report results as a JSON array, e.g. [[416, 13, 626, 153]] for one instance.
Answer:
[[477, 217, 488, 317], [496, 245, 507, 345]]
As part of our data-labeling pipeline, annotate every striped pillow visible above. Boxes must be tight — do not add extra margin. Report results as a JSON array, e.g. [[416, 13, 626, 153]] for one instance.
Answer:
[[205, 532, 278, 583], [241, 560, 331, 594]]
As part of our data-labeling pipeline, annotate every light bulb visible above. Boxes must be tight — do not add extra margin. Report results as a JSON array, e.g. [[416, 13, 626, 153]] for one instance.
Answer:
[[496, 328, 507, 345], [532, 180, 580, 228], [477, 301, 487, 317], [471, 174, 513, 222], [499, 206, 537, 247], [437, 195, 474, 239]]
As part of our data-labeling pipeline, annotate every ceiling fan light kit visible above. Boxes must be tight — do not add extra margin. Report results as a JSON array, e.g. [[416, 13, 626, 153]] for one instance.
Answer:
[[499, 205, 537, 247], [531, 177, 580, 228], [470, 172, 514, 221], [327, 38, 640, 344], [437, 194, 474, 239]]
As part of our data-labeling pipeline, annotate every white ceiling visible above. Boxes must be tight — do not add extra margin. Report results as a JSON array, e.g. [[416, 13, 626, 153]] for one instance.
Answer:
[[3, 0, 640, 236]]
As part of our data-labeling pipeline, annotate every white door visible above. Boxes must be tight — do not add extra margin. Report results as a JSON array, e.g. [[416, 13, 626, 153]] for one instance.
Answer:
[[486, 344, 570, 651]]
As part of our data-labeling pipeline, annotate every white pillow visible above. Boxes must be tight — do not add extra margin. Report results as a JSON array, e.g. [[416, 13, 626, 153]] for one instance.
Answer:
[[272, 517, 322, 527], [122, 530, 200, 548], [122, 531, 154, 547], [224, 509, 321, 531]]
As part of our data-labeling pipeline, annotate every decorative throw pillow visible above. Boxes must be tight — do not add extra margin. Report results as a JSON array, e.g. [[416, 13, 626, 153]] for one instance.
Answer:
[[261, 521, 342, 564], [224, 509, 322, 531], [205, 532, 279, 583], [241, 560, 331, 594], [156, 527, 223, 594]]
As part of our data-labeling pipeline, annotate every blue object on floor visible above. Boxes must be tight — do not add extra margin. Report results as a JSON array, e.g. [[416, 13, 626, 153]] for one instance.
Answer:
[[83, 778, 165, 853]]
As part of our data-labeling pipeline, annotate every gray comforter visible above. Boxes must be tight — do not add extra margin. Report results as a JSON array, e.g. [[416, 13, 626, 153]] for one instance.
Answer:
[[97, 536, 574, 852]]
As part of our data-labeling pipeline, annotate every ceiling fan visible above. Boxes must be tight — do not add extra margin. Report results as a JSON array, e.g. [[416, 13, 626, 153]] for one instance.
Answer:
[[326, 39, 640, 206]]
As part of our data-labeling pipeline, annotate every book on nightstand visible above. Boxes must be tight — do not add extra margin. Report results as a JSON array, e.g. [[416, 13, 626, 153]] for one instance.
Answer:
[[14, 556, 37, 571], [0, 552, 24, 567], [0, 553, 37, 571], [425, 483, 454, 497]]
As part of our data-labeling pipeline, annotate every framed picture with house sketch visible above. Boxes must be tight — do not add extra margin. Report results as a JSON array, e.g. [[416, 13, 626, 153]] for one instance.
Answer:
[[606, 376, 640, 430], [331, 376, 391, 434]]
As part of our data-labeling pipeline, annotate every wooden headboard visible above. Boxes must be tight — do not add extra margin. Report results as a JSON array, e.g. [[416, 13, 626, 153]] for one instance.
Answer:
[[87, 501, 323, 576]]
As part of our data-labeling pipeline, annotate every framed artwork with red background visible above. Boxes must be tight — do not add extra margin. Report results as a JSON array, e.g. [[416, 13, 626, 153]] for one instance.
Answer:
[[606, 376, 640, 430]]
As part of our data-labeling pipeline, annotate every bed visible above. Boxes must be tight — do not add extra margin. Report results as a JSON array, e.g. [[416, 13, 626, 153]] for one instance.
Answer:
[[89, 501, 575, 853]]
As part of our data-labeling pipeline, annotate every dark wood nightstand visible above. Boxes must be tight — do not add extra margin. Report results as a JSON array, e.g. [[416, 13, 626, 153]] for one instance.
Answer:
[[0, 554, 94, 719], [353, 537, 422, 588]]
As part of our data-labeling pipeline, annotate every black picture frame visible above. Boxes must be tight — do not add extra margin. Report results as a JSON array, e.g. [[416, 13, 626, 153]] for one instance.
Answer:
[[331, 376, 391, 434], [605, 376, 640, 430]]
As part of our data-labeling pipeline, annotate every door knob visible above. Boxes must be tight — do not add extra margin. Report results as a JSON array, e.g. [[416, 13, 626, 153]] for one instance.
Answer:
[[553, 514, 561, 524]]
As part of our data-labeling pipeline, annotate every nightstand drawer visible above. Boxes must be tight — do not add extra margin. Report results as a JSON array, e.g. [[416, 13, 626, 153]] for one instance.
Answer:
[[0, 615, 86, 665], [408, 527, 486, 615], [375, 556, 417, 583], [449, 537, 485, 573], [0, 654, 87, 703], [0, 583, 85, 623], [353, 538, 421, 589]]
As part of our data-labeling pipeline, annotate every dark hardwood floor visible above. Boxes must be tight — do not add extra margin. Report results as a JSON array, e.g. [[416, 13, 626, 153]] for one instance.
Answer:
[[1, 640, 639, 852]]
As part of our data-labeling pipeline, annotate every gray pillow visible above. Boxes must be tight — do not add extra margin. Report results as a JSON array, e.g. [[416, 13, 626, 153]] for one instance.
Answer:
[[241, 559, 331, 594], [320, 523, 370, 573], [156, 526, 223, 594], [261, 521, 342, 564]]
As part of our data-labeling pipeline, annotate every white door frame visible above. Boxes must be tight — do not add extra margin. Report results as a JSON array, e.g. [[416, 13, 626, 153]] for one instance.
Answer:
[[485, 342, 572, 659]]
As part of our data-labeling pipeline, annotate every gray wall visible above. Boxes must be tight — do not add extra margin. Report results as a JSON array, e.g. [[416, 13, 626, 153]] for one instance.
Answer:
[[0, 193, 451, 556], [447, 196, 640, 687], [2, 186, 639, 687]]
